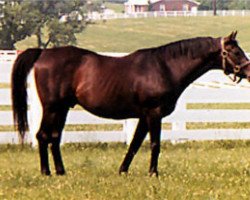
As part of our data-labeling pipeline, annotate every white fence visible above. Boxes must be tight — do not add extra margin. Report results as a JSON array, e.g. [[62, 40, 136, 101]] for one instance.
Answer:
[[89, 10, 250, 20], [0, 51, 18, 62], [1, 51, 250, 145]]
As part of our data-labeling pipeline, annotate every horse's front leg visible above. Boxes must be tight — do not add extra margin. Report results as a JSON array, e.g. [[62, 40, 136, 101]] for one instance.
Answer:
[[119, 117, 148, 174], [147, 116, 161, 177]]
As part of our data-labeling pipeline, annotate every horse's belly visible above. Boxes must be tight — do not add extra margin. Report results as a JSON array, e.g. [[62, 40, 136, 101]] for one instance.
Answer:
[[83, 104, 138, 119]]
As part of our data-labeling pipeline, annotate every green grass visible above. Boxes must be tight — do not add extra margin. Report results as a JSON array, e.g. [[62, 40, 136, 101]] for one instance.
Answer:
[[105, 2, 124, 13], [65, 124, 123, 131], [0, 105, 12, 111], [187, 122, 250, 129], [1, 141, 250, 199], [187, 103, 250, 110], [0, 124, 122, 132], [16, 16, 250, 52], [0, 125, 15, 132], [71, 105, 84, 111], [0, 83, 10, 89]]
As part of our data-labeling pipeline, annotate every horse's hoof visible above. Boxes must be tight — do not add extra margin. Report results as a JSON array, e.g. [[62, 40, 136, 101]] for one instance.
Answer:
[[149, 171, 159, 178], [56, 170, 66, 176], [119, 170, 128, 176], [41, 170, 51, 176], [119, 167, 128, 176]]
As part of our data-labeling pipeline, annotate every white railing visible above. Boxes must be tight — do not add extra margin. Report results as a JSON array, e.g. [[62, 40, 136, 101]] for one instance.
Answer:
[[1, 52, 250, 145], [89, 10, 250, 20], [0, 51, 18, 62]]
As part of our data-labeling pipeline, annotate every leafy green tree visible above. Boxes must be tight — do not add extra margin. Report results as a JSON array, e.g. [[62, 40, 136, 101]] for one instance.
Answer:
[[198, 0, 228, 10], [197, 0, 212, 10], [0, 0, 87, 49], [30, 0, 87, 48], [0, 1, 38, 49], [227, 0, 250, 10], [198, 0, 250, 10]]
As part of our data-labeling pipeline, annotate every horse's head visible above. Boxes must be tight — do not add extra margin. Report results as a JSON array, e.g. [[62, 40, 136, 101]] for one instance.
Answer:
[[221, 31, 250, 82]]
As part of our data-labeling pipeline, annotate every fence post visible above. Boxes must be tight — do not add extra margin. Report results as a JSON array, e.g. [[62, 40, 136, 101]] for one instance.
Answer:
[[171, 97, 186, 143], [28, 69, 42, 147], [123, 119, 138, 145], [241, 10, 245, 16]]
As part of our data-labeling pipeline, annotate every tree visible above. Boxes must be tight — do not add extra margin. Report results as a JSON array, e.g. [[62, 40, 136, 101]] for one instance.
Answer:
[[227, 0, 250, 10], [0, 0, 87, 49], [0, 1, 38, 49], [198, 0, 228, 10], [198, 0, 250, 10], [30, 0, 87, 48]]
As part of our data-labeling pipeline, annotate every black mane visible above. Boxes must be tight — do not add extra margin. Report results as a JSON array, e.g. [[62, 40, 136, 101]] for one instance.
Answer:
[[136, 37, 220, 60], [165, 37, 221, 59]]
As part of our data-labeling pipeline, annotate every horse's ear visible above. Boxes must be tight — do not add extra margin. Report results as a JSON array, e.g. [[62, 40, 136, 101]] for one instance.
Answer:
[[232, 31, 238, 39], [224, 31, 238, 42], [229, 31, 238, 40]]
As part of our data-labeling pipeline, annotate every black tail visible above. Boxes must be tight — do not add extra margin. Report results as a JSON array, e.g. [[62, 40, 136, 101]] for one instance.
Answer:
[[11, 48, 42, 142]]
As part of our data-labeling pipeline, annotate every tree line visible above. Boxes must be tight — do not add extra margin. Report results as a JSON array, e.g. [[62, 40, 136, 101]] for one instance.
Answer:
[[198, 0, 250, 10]]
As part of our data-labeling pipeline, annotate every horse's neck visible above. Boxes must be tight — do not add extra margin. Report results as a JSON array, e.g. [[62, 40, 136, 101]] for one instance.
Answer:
[[179, 59, 212, 87], [169, 38, 221, 93]]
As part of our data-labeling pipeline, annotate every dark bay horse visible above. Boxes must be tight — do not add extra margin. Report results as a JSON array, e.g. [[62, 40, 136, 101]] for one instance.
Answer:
[[12, 32, 250, 176]]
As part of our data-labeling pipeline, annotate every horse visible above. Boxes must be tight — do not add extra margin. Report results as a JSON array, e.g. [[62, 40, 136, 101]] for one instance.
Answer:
[[11, 31, 250, 176]]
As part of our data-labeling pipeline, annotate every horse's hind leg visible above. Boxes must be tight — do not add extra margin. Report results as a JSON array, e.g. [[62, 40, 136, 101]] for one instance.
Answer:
[[119, 117, 148, 174], [36, 106, 68, 175], [36, 129, 50, 175], [50, 108, 69, 175], [147, 116, 161, 177]]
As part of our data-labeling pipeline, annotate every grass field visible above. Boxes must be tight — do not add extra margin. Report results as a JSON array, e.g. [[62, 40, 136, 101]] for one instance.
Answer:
[[16, 16, 250, 52], [0, 83, 10, 89], [1, 141, 250, 199], [105, 2, 124, 13]]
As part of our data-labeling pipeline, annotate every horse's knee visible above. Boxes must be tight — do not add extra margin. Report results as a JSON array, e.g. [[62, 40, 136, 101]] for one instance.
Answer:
[[51, 131, 62, 143], [36, 131, 49, 143]]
